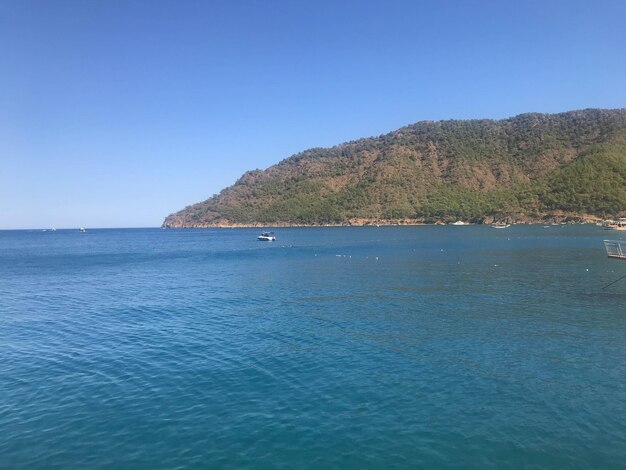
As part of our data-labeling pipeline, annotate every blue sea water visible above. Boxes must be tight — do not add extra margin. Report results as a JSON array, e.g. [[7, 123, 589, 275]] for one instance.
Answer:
[[1, 225, 625, 468]]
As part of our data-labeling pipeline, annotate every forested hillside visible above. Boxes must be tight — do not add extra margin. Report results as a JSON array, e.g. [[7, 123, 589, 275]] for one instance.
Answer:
[[164, 109, 626, 227]]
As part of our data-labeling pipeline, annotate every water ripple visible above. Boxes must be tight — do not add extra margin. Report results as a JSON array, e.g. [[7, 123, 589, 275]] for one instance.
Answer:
[[1, 226, 625, 468]]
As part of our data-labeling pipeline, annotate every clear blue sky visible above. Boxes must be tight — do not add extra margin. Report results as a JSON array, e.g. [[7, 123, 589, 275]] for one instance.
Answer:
[[1, 0, 625, 229]]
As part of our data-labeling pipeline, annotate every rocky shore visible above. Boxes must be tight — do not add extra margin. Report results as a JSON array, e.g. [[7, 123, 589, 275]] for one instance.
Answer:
[[162, 212, 605, 229]]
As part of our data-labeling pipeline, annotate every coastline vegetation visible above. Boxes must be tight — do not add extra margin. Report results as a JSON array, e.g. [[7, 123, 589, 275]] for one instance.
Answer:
[[164, 109, 626, 227]]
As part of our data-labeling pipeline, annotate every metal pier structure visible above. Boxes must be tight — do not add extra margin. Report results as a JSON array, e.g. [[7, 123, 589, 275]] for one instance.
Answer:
[[604, 240, 626, 260]]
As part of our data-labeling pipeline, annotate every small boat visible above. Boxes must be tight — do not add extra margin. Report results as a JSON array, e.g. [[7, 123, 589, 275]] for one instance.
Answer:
[[451, 221, 468, 226], [79, 227, 86, 232], [490, 223, 510, 229], [604, 218, 626, 231], [257, 231, 276, 241]]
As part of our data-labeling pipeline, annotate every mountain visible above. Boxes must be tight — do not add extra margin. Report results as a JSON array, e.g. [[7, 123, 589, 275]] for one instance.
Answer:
[[163, 109, 626, 227]]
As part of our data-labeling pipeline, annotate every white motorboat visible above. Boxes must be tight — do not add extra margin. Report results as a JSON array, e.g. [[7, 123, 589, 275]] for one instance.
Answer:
[[490, 223, 510, 229], [257, 231, 276, 241]]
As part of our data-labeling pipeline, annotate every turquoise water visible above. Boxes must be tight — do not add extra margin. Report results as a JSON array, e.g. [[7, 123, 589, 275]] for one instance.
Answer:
[[1, 226, 625, 468]]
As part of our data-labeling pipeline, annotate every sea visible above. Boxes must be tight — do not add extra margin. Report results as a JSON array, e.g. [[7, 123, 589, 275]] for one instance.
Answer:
[[1, 225, 625, 468]]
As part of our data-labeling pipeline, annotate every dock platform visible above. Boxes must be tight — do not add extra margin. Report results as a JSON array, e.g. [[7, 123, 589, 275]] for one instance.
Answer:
[[604, 240, 626, 260]]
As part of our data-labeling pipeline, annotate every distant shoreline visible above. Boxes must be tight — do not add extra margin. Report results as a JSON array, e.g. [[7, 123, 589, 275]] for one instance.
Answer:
[[162, 213, 606, 229], [163, 109, 626, 231]]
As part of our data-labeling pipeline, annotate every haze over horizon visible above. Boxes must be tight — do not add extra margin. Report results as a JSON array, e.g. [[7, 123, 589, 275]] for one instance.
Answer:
[[2, 0, 625, 229]]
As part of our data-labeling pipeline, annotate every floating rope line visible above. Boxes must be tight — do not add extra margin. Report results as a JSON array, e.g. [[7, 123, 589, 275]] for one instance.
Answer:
[[602, 273, 626, 290]]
